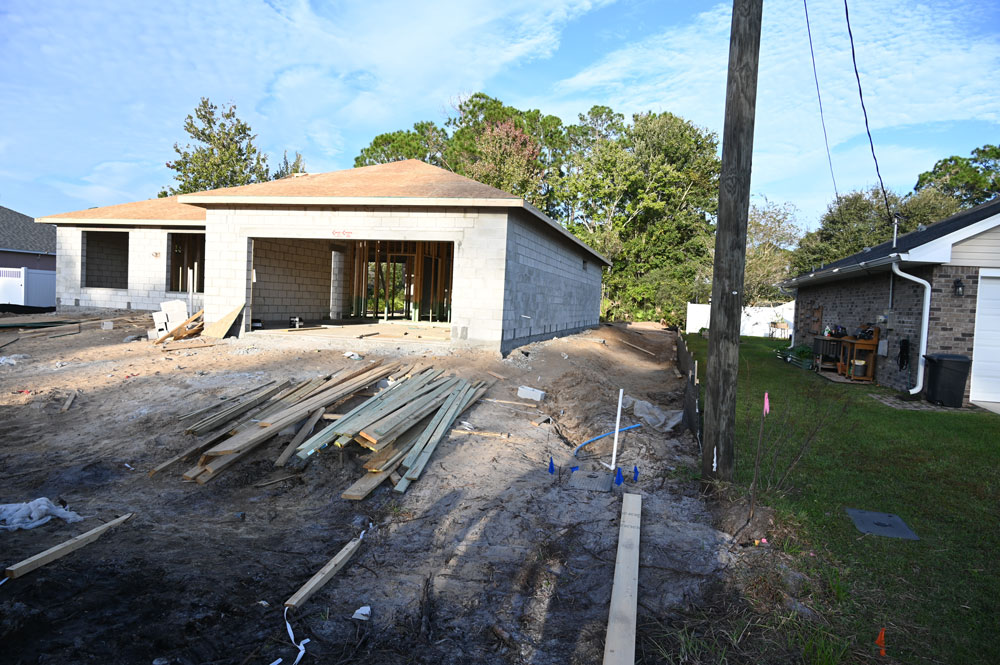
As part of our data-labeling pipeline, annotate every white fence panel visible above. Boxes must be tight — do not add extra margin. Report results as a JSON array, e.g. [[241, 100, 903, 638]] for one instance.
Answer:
[[0, 267, 25, 305], [686, 301, 795, 338]]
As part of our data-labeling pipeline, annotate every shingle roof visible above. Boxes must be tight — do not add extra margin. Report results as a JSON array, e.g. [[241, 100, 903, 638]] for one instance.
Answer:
[[182, 159, 519, 201], [41, 196, 206, 222], [0, 205, 56, 253], [806, 196, 1000, 275]]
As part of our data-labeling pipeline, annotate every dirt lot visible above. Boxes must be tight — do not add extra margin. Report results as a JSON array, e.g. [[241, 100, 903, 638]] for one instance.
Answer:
[[0, 312, 731, 664]]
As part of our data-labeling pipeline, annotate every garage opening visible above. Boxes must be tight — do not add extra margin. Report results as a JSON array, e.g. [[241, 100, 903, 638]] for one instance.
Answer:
[[249, 238, 453, 339], [82, 231, 129, 289]]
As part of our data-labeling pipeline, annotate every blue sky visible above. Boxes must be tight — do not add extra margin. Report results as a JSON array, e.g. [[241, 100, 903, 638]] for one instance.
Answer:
[[1, 0, 998, 230]]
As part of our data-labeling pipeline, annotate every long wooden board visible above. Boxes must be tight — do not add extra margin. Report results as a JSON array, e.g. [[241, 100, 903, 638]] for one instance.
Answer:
[[341, 459, 403, 500], [201, 303, 245, 339], [602, 493, 642, 665], [275, 407, 325, 467], [284, 537, 362, 608], [4, 513, 134, 579]]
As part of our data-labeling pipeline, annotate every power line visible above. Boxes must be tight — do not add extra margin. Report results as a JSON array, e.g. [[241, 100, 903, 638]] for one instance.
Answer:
[[843, 0, 894, 222], [802, 0, 840, 202]]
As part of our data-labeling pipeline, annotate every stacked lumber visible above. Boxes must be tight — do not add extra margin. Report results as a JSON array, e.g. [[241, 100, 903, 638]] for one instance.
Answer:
[[289, 367, 488, 500], [180, 360, 399, 484]]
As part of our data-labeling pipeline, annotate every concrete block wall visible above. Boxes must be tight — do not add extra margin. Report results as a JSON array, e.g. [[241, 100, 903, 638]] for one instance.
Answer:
[[793, 265, 976, 401], [203, 205, 507, 347], [252, 238, 333, 322], [500, 209, 602, 354], [330, 243, 352, 319], [82, 231, 128, 288], [55, 226, 204, 312]]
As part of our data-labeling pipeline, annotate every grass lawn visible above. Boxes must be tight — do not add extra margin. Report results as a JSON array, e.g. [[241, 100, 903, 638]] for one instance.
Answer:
[[684, 334, 1000, 664]]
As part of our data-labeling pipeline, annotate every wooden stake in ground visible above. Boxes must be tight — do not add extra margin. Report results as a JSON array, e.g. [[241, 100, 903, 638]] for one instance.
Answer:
[[602, 494, 641, 665], [4, 513, 134, 579], [702, 0, 763, 483], [60, 391, 76, 413], [284, 536, 363, 609]]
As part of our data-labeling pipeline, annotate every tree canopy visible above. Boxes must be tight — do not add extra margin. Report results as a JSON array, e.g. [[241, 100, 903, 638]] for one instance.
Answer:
[[915, 144, 1000, 208], [791, 186, 961, 275], [159, 98, 305, 197]]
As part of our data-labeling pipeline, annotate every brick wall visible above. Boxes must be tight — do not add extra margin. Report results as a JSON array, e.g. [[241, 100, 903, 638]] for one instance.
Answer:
[[55, 226, 204, 312], [501, 209, 602, 353], [794, 264, 978, 402], [252, 238, 334, 321]]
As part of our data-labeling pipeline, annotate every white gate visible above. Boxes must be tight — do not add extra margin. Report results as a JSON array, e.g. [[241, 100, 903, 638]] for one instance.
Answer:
[[0, 267, 57, 306]]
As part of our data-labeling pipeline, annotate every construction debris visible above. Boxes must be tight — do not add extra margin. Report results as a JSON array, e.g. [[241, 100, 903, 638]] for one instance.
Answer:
[[517, 386, 546, 401], [4, 513, 134, 579], [284, 535, 363, 609]]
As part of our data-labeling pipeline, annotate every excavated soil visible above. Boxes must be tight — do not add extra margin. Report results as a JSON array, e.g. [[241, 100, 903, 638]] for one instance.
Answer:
[[0, 313, 732, 664]]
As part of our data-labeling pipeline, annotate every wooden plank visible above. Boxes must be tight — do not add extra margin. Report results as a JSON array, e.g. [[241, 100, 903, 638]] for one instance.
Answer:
[[171, 322, 204, 342], [284, 537, 362, 609], [449, 429, 510, 439], [486, 370, 507, 380], [161, 338, 216, 351], [341, 459, 403, 500], [359, 377, 460, 445], [275, 407, 324, 467], [255, 474, 300, 487], [202, 303, 245, 339], [148, 436, 221, 477], [619, 339, 655, 356], [0, 334, 17, 350], [178, 381, 277, 421], [48, 324, 81, 338], [155, 309, 203, 344], [403, 384, 472, 481], [602, 493, 642, 665], [186, 380, 290, 436], [362, 413, 433, 471], [483, 398, 538, 408], [4, 513, 134, 579], [60, 391, 76, 413]]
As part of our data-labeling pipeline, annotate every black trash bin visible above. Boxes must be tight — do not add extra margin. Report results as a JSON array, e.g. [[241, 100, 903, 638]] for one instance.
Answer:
[[924, 354, 972, 407]]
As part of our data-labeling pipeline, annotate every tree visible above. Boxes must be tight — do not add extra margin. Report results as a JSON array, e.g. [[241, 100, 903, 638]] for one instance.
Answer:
[[465, 121, 542, 204], [791, 186, 961, 275], [272, 151, 306, 179], [354, 121, 450, 169], [742, 200, 801, 305], [159, 98, 270, 197], [915, 144, 1000, 207]]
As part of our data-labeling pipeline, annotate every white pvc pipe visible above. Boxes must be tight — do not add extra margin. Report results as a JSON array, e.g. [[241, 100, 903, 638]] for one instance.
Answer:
[[608, 389, 624, 470], [892, 262, 931, 395]]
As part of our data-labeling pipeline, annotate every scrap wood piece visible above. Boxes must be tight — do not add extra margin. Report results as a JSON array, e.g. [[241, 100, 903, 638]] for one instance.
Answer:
[[201, 303, 245, 339], [341, 459, 403, 500], [171, 322, 204, 342], [0, 334, 17, 350], [285, 537, 363, 608], [60, 391, 76, 413], [486, 370, 507, 380], [48, 324, 81, 338], [275, 407, 325, 467], [4, 513, 135, 580], [357, 331, 380, 339], [178, 381, 277, 421], [484, 398, 539, 408], [619, 339, 655, 356], [449, 429, 510, 439], [255, 473, 300, 488], [148, 436, 222, 477], [602, 493, 642, 665], [154, 309, 204, 344]]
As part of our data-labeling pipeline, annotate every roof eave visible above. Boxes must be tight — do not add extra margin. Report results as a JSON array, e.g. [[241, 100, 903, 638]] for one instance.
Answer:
[[780, 253, 902, 289], [519, 201, 612, 267], [177, 194, 521, 208]]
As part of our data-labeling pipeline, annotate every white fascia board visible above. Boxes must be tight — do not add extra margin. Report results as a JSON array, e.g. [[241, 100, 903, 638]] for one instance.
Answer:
[[905, 213, 1000, 263]]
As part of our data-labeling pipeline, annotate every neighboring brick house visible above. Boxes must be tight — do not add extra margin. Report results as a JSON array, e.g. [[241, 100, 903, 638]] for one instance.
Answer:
[[1, 205, 56, 269], [781, 197, 1000, 409], [37, 160, 609, 354]]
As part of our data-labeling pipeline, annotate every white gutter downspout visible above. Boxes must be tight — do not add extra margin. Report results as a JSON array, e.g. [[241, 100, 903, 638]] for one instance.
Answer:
[[891, 261, 931, 395]]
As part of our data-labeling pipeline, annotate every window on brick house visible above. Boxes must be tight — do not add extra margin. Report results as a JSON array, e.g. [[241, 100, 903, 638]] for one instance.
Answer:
[[167, 233, 205, 293], [83, 231, 129, 289]]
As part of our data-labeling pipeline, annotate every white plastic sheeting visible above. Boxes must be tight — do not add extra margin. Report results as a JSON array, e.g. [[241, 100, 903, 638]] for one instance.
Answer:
[[0, 497, 83, 531]]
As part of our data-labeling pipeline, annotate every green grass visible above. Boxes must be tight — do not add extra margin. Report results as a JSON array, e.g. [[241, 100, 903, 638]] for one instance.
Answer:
[[685, 335, 1000, 664]]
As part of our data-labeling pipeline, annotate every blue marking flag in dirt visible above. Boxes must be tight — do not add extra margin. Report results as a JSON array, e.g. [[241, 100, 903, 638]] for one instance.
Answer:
[[549, 457, 555, 474], [615, 468, 623, 486], [633, 465, 639, 482]]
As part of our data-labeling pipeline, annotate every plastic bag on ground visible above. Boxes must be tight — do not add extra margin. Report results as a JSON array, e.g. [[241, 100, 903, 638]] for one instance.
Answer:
[[0, 498, 84, 532]]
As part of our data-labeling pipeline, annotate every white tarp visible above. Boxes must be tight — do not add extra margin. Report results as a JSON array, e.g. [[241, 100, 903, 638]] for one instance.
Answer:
[[1, 497, 83, 531]]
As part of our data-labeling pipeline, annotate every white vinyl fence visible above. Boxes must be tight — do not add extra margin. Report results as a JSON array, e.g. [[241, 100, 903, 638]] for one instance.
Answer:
[[0, 267, 56, 307], [685, 301, 795, 338]]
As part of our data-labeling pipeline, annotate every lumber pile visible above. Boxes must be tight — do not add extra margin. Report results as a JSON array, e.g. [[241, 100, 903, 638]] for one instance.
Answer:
[[150, 359, 487, 495], [291, 367, 488, 499]]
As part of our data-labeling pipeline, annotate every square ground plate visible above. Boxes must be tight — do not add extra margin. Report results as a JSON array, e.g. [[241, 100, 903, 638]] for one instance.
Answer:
[[567, 470, 613, 492], [845, 508, 919, 540]]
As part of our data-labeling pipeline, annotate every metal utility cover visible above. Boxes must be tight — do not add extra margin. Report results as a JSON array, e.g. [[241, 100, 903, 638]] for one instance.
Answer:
[[844, 508, 919, 540], [567, 470, 613, 492]]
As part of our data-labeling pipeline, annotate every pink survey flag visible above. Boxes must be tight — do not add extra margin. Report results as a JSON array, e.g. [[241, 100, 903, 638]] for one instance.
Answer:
[[764, 392, 770, 416]]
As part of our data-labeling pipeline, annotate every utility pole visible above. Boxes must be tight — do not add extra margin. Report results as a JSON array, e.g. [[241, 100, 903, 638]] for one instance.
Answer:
[[702, 0, 763, 482]]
